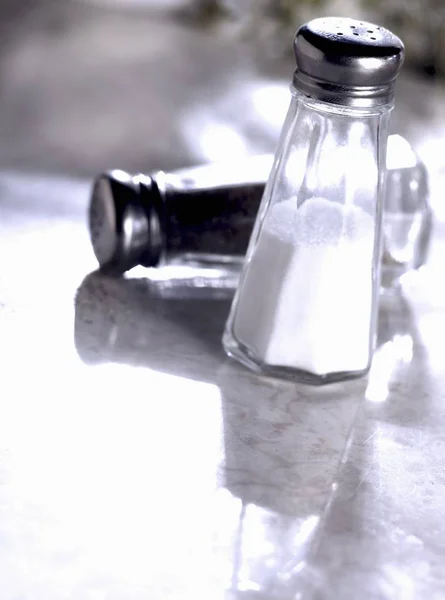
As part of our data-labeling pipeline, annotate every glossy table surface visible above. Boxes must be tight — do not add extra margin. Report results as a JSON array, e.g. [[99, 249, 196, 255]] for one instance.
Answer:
[[1, 170, 445, 600], [2, 3, 445, 597]]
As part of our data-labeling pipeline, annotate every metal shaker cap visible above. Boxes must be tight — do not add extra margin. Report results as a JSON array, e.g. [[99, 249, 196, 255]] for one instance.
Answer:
[[293, 17, 404, 107], [89, 170, 163, 274]]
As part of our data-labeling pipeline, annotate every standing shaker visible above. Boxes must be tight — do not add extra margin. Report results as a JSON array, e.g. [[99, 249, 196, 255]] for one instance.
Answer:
[[223, 17, 405, 384]]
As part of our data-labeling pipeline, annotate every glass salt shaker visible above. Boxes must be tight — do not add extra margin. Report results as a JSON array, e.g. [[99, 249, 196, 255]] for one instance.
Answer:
[[223, 17, 405, 385]]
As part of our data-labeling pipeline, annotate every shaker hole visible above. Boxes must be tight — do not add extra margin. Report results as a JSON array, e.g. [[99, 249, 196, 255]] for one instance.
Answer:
[[367, 30, 374, 33], [353, 32, 359, 35], [350, 25, 356, 28], [337, 32, 343, 35], [371, 36, 376, 40]]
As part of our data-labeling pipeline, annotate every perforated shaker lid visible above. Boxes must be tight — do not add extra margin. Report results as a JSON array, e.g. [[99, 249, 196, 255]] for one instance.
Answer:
[[293, 17, 404, 107]]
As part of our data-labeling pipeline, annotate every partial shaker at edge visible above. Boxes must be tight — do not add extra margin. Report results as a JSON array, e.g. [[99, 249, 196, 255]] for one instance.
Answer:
[[223, 17, 405, 384], [88, 138, 430, 283]]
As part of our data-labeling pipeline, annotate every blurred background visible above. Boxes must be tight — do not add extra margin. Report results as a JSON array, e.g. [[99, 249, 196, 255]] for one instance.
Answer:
[[1, 0, 445, 216]]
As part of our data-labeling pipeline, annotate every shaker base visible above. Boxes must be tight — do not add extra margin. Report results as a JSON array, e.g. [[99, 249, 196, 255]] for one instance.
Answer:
[[222, 330, 370, 386]]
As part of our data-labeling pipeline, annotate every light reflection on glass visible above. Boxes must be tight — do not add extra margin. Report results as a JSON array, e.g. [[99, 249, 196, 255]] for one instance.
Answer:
[[284, 148, 306, 188], [366, 334, 413, 403], [386, 134, 417, 170], [293, 514, 320, 550], [409, 179, 419, 193], [132, 263, 229, 281], [231, 501, 320, 597], [108, 168, 131, 183]]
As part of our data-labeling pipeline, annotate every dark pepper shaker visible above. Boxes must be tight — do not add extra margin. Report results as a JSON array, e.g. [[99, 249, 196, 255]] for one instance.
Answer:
[[89, 156, 271, 275]]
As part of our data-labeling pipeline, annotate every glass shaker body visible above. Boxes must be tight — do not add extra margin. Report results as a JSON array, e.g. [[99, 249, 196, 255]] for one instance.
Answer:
[[223, 90, 391, 384], [382, 134, 431, 288]]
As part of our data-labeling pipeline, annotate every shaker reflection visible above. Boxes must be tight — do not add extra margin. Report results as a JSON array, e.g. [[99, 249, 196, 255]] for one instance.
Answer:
[[218, 364, 365, 597], [75, 270, 369, 598], [74, 270, 233, 383], [303, 294, 437, 598]]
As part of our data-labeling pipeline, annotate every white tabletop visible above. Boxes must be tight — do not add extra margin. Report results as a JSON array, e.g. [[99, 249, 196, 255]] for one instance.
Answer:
[[1, 170, 445, 600]]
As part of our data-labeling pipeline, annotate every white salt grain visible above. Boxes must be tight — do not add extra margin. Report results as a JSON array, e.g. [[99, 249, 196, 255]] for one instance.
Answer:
[[233, 196, 375, 376]]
